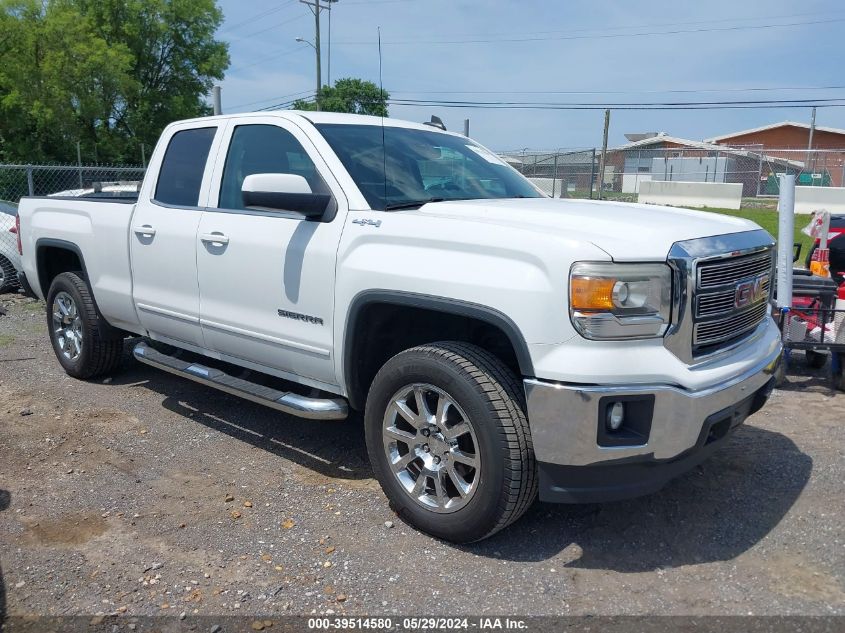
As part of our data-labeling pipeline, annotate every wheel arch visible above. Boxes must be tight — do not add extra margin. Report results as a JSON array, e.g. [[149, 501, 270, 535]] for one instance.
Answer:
[[342, 290, 534, 411], [35, 238, 88, 298]]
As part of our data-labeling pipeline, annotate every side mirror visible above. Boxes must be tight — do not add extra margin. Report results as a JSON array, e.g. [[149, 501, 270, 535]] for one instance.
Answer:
[[241, 173, 331, 218]]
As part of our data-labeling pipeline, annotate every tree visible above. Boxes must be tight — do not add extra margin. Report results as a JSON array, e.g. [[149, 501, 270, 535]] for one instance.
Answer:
[[0, 0, 229, 164], [293, 78, 389, 117], [0, 0, 134, 163]]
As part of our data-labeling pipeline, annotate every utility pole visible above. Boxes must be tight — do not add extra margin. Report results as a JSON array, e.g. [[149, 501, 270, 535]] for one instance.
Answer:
[[299, 0, 336, 110], [807, 106, 817, 177], [597, 109, 611, 200], [212, 86, 222, 116], [314, 0, 321, 108], [463, 119, 470, 137]]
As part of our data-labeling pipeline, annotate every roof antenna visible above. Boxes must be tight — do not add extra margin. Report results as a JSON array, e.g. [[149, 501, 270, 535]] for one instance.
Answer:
[[424, 115, 446, 131], [378, 26, 388, 205]]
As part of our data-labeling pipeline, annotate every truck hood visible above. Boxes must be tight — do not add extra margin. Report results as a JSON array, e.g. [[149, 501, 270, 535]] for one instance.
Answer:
[[410, 197, 762, 261]]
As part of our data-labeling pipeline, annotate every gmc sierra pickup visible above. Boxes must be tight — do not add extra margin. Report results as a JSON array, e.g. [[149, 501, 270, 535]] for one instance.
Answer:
[[17, 111, 782, 543]]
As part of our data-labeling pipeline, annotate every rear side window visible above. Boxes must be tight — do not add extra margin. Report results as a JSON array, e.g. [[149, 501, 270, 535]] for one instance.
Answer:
[[154, 127, 216, 206]]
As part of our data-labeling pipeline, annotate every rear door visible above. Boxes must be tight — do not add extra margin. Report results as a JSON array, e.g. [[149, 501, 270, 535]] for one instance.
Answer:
[[196, 117, 348, 389], [130, 124, 223, 348]]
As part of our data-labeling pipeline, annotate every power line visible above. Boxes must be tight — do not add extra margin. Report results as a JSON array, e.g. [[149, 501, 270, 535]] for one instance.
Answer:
[[256, 93, 318, 111], [389, 102, 845, 111], [342, 0, 415, 4], [389, 97, 845, 107], [237, 13, 308, 39], [228, 45, 308, 72], [229, 86, 845, 113], [390, 85, 845, 97], [224, 0, 298, 31], [227, 89, 318, 111], [335, 16, 845, 46], [365, 8, 845, 42], [386, 97, 845, 111]]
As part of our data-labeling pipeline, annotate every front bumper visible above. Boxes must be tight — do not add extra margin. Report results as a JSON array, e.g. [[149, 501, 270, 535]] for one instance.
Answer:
[[524, 345, 781, 503]]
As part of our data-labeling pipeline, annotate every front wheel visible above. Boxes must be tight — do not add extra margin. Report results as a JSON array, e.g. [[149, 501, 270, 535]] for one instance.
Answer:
[[46, 272, 124, 379], [364, 342, 537, 543]]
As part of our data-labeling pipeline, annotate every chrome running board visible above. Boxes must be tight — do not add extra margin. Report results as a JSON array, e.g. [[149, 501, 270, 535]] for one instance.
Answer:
[[132, 341, 347, 420]]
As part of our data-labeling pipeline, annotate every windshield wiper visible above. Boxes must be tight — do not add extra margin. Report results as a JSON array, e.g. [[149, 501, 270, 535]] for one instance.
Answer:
[[383, 198, 445, 211]]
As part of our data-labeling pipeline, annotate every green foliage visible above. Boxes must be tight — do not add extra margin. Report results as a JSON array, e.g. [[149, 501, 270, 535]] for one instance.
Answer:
[[293, 78, 389, 117], [0, 0, 229, 164], [700, 207, 814, 255]]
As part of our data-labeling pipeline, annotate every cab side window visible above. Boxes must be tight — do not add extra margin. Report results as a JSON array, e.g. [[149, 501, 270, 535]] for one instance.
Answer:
[[219, 124, 329, 211], [154, 127, 216, 206]]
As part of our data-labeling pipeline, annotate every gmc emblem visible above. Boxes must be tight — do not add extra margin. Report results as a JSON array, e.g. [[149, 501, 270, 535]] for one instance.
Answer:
[[734, 273, 769, 309]]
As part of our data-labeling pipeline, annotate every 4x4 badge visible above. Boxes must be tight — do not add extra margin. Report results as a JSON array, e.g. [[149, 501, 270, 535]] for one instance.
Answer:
[[352, 218, 382, 228]]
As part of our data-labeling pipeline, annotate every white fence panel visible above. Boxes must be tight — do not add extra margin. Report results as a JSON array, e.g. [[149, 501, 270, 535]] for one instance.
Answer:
[[638, 181, 742, 210], [794, 186, 845, 214]]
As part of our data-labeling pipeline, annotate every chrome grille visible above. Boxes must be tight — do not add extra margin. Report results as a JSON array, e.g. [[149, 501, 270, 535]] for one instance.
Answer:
[[692, 248, 774, 352], [664, 230, 776, 364], [695, 276, 770, 318], [698, 251, 773, 289], [694, 303, 768, 347]]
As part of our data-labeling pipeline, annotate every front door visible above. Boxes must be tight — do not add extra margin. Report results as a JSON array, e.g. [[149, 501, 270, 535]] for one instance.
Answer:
[[196, 119, 348, 389], [130, 125, 222, 348]]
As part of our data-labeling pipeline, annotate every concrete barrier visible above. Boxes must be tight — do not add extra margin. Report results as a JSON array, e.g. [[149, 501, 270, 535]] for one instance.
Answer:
[[794, 186, 845, 214], [638, 180, 742, 210], [528, 177, 577, 197]]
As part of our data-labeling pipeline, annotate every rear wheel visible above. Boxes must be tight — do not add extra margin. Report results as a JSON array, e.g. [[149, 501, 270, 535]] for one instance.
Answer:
[[46, 272, 124, 379], [365, 342, 537, 543]]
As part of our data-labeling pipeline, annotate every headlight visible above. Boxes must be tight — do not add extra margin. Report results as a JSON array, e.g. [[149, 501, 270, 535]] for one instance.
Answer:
[[569, 262, 672, 340]]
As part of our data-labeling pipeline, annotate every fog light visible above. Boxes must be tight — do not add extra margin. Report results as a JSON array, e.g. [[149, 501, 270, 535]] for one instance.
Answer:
[[606, 402, 625, 431]]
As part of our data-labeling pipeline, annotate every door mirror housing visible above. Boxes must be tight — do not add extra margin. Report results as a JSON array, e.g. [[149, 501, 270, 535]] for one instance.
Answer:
[[241, 173, 331, 218]]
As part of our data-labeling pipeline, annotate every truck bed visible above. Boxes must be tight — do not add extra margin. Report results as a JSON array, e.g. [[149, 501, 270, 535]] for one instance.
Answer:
[[18, 197, 142, 333]]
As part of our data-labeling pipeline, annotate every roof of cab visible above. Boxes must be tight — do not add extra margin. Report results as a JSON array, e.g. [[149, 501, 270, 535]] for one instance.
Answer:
[[169, 110, 464, 136]]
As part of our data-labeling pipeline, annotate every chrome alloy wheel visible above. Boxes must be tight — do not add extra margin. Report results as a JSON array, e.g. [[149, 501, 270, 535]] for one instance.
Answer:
[[382, 383, 481, 513], [52, 291, 83, 361]]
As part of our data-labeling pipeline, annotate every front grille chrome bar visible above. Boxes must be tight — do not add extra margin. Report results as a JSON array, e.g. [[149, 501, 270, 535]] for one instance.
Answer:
[[664, 229, 776, 365]]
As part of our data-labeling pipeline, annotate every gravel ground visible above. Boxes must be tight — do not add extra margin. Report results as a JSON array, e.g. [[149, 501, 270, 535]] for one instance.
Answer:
[[0, 293, 843, 618]]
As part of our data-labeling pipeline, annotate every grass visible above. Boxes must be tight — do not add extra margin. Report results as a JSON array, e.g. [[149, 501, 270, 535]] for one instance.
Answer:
[[693, 207, 814, 262], [0, 333, 15, 347]]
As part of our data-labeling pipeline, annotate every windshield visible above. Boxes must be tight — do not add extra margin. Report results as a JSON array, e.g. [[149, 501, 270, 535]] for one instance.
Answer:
[[314, 123, 543, 210]]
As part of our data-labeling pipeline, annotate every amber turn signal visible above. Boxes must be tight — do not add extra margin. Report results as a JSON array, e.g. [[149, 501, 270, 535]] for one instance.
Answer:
[[570, 277, 616, 311]]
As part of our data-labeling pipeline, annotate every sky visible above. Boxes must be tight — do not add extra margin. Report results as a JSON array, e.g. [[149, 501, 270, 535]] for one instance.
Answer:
[[215, 0, 845, 151]]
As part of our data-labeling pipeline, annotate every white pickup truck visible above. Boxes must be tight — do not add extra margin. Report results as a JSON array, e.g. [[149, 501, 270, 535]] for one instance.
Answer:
[[17, 111, 782, 542]]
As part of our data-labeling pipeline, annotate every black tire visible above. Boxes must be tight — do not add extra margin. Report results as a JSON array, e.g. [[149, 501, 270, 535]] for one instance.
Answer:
[[364, 342, 537, 543], [0, 255, 17, 293], [46, 272, 124, 379], [805, 350, 828, 369]]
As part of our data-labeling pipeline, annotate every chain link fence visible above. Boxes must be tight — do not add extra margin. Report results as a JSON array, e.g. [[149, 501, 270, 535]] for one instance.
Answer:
[[499, 147, 845, 206], [498, 149, 599, 199], [0, 164, 146, 204], [0, 164, 145, 295]]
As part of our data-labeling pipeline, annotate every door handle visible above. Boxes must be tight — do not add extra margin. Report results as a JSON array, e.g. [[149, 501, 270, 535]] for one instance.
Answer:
[[200, 232, 230, 245], [133, 224, 156, 237]]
